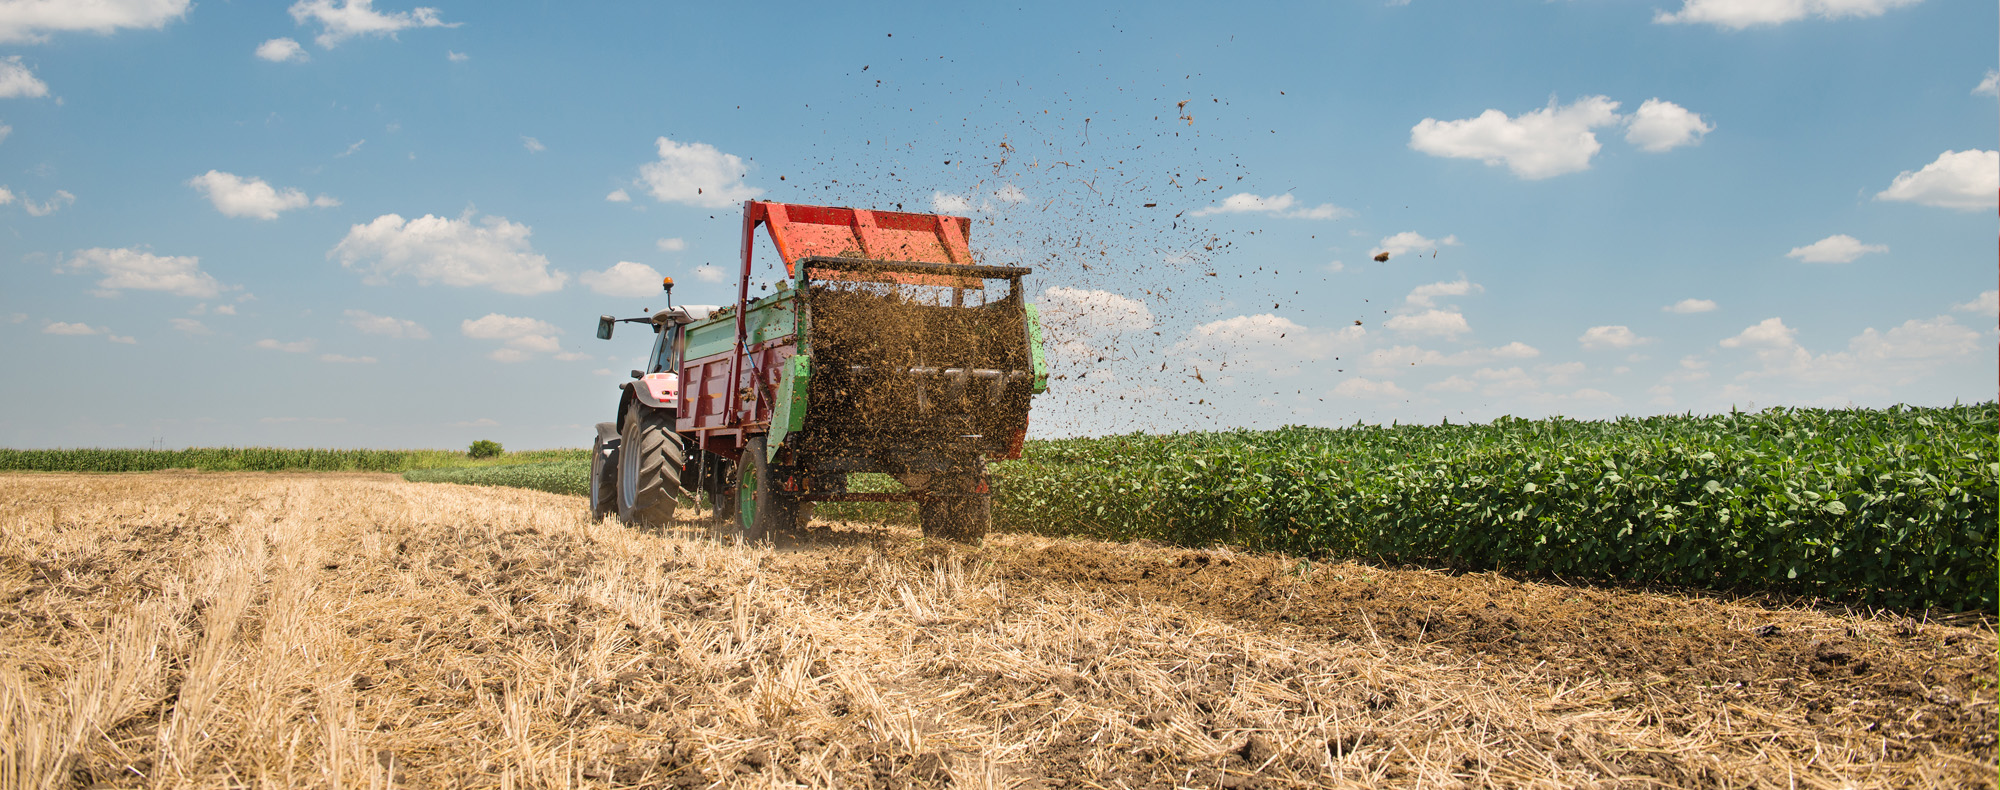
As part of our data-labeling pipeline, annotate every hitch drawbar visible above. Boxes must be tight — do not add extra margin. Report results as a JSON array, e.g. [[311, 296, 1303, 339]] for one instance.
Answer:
[[846, 364, 1032, 406]]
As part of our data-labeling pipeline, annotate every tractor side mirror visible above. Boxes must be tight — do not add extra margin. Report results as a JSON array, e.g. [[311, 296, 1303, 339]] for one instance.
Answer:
[[596, 315, 615, 340]]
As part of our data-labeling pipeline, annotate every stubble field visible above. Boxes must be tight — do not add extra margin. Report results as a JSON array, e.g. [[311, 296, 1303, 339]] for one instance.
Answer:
[[0, 472, 1991, 789]]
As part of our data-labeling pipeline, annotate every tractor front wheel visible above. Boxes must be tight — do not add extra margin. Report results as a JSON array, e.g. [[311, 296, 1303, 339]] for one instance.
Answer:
[[589, 423, 620, 521], [617, 401, 683, 527], [735, 435, 809, 543]]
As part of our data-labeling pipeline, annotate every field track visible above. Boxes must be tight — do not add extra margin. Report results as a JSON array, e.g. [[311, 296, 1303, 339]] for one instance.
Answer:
[[0, 472, 1991, 789]]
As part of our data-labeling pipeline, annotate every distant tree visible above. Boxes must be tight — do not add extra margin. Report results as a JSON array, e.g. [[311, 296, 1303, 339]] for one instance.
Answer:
[[468, 440, 503, 459]]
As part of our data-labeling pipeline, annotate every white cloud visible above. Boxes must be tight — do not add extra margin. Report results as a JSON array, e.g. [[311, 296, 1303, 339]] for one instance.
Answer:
[[1875, 150, 1999, 211], [521, 136, 544, 153], [1623, 99, 1713, 152], [656, 237, 686, 252], [1173, 314, 1365, 375], [187, 170, 337, 219], [1655, 0, 1921, 29], [691, 264, 727, 284], [993, 183, 1027, 204], [43, 321, 101, 336], [1425, 376, 1477, 393], [1722, 314, 1981, 386], [1847, 316, 1981, 362], [1579, 325, 1649, 350], [1332, 378, 1408, 399], [6, 312, 23, 323], [318, 353, 376, 363], [1541, 361, 1587, 387], [1359, 342, 1540, 375], [0, 186, 12, 204], [0, 124, 9, 145], [636, 137, 761, 208], [1370, 231, 1459, 259], [336, 139, 365, 157], [602, 189, 630, 203], [1404, 278, 1483, 308], [62, 248, 226, 298], [0, 0, 190, 44], [463, 313, 563, 361], [255, 37, 308, 62], [1666, 355, 1712, 384], [343, 309, 429, 338], [288, 0, 456, 48], [931, 192, 971, 213], [0, 56, 49, 98], [1472, 366, 1537, 395], [1383, 309, 1470, 338], [1038, 287, 1154, 334], [213, 304, 237, 315], [1785, 234, 1886, 263], [1720, 317, 1796, 349], [1976, 70, 1999, 97], [1409, 96, 1624, 179], [21, 189, 73, 216], [169, 318, 209, 334], [581, 261, 666, 297], [1040, 288, 1154, 365], [553, 351, 589, 362], [1189, 192, 1350, 220], [447, 50, 468, 62], [256, 338, 316, 353], [107, 334, 136, 344], [330, 210, 569, 295], [1952, 290, 1997, 317], [1663, 298, 1718, 314]]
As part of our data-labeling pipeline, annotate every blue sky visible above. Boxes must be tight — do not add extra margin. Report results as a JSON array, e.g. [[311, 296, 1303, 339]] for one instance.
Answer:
[[0, 0, 1993, 449]]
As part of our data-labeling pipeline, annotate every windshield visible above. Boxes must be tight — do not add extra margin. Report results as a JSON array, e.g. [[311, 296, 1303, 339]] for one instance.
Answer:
[[649, 327, 677, 373]]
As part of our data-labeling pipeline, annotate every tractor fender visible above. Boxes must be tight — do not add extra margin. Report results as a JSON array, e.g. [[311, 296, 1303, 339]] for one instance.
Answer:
[[622, 371, 681, 410]]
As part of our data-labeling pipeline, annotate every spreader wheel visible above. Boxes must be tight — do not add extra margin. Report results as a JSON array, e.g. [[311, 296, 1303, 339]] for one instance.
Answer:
[[589, 423, 620, 521], [920, 495, 990, 544], [735, 436, 809, 543], [617, 401, 683, 527]]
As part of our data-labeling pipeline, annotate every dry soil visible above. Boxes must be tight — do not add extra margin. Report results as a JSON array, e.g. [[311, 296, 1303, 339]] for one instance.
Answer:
[[0, 472, 1990, 789]]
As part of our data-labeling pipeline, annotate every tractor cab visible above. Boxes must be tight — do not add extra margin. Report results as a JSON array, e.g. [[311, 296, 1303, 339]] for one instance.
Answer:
[[645, 305, 718, 376]]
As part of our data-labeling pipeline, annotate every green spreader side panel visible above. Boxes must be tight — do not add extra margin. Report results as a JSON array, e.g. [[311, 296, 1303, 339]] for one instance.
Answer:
[[683, 292, 798, 361], [1023, 303, 1049, 394], [768, 355, 810, 461]]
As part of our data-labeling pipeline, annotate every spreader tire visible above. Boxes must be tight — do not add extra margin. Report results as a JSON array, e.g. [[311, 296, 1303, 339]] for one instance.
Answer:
[[920, 495, 990, 544], [617, 401, 682, 527], [589, 424, 620, 521], [735, 436, 808, 543]]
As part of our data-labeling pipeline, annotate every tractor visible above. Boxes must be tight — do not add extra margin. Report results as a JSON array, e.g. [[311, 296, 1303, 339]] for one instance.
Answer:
[[590, 200, 1048, 543]]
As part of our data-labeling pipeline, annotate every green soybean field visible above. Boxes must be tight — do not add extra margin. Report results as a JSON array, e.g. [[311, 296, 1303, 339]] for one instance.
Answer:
[[992, 402, 1996, 611]]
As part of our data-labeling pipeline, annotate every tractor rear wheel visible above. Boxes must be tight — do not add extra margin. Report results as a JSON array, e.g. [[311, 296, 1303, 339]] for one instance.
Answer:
[[617, 401, 682, 527], [735, 435, 808, 543], [920, 495, 990, 544], [589, 424, 619, 521]]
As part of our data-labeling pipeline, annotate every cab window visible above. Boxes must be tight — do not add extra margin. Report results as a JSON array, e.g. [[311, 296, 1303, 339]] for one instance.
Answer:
[[651, 326, 680, 373]]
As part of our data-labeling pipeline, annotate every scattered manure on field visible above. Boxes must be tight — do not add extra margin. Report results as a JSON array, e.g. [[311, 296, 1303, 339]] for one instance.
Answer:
[[738, 53, 1386, 437]]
